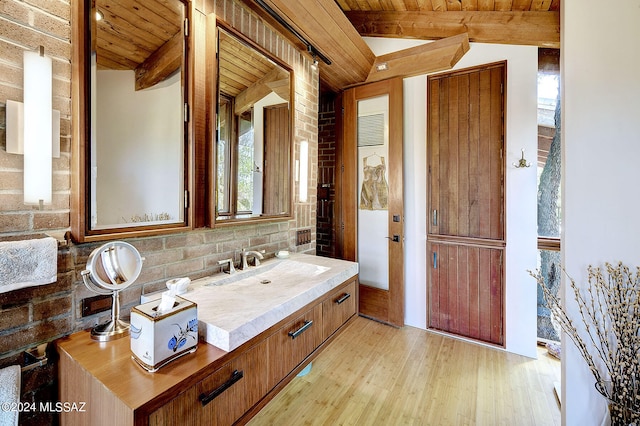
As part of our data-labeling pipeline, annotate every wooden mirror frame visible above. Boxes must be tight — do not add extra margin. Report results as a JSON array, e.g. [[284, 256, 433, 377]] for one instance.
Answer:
[[70, 0, 194, 242], [210, 22, 295, 227]]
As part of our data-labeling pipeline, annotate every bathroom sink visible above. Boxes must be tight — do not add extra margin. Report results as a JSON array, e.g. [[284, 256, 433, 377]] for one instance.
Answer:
[[204, 259, 330, 289], [177, 254, 358, 351]]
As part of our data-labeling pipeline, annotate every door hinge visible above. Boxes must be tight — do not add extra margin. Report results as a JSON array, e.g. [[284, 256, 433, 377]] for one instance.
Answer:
[[341, 222, 345, 231], [500, 83, 503, 94], [184, 18, 189, 37], [184, 190, 190, 208], [184, 103, 189, 122], [341, 164, 344, 173]]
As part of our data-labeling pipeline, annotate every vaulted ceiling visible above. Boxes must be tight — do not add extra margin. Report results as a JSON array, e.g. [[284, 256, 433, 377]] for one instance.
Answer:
[[242, 0, 560, 91]]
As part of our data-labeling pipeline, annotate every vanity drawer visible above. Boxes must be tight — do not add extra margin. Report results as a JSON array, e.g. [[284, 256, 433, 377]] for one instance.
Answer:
[[148, 340, 267, 426], [322, 279, 357, 341], [266, 304, 323, 389]]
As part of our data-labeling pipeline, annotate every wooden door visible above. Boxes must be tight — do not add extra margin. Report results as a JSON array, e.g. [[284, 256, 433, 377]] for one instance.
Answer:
[[340, 78, 404, 327], [427, 62, 505, 346], [263, 103, 290, 215]]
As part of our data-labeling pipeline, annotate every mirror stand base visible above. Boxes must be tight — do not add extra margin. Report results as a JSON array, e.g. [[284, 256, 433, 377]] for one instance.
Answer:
[[91, 319, 130, 342]]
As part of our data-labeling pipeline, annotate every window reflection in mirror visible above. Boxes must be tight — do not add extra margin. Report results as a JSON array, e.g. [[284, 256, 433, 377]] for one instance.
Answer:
[[89, 0, 187, 230], [215, 27, 293, 223]]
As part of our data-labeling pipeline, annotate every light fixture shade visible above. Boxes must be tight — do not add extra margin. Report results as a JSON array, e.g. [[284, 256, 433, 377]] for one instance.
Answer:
[[23, 49, 53, 205], [299, 141, 309, 202]]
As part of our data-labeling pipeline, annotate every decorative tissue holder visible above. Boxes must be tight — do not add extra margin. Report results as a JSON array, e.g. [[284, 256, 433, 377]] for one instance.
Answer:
[[130, 296, 198, 372]]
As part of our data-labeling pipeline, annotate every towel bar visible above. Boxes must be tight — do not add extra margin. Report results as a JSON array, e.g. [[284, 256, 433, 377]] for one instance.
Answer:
[[21, 344, 48, 373]]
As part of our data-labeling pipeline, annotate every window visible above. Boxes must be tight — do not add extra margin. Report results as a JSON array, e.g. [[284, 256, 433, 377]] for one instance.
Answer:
[[536, 51, 561, 342], [217, 96, 256, 217]]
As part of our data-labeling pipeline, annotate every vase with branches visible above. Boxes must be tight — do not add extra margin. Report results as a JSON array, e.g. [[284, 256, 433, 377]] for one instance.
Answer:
[[530, 262, 640, 426]]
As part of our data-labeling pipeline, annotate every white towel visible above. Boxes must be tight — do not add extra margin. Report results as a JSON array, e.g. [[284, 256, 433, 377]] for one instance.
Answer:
[[0, 365, 20, 426], [0, 237, 57, 293]]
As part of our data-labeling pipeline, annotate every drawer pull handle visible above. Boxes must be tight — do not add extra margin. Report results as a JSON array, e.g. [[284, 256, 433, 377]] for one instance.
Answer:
[[335, 293, 351, 304], [199, 369, 244, 407], [288, 320, 313, 339]]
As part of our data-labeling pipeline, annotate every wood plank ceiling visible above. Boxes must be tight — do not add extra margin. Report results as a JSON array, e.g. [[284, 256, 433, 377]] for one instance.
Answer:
[[339, 0, 559, 48], [243, 0, 559, 91], [95, 0, 560, 93], [94, 0, 183, 90]]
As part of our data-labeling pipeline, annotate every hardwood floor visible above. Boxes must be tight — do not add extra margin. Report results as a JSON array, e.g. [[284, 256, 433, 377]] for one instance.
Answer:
[[248, 316, 561, 425]]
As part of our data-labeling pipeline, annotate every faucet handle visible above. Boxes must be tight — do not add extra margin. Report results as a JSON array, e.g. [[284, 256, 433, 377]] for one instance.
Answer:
[[218, 258, 235, 274]]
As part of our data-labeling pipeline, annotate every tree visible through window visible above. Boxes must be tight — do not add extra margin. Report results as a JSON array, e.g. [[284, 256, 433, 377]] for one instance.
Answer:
[[537, 71, 561, 341]]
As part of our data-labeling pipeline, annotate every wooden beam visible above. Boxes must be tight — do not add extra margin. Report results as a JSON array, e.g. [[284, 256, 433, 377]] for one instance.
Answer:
[[345, 10, 559, 48], [266, 79, 291, 101], [135, 30, 182, 91], [243, 0, 376, 91], [366, 33, 470, 83], [234, 68, 289, 115]]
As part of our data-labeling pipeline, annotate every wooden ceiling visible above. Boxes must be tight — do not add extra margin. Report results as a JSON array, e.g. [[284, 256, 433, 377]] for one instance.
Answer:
[[218, 29, 290, 115], [339, 0, 559, 48], [94, 0, 183, 90], [94, 0, 560, 93], [336, 0, 559, 13], [95, 0, 181, 70], [242, 0, 559, 91]]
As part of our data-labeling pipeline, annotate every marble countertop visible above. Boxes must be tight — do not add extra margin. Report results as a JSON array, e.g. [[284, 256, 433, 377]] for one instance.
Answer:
[[144, 254, 358, 351]]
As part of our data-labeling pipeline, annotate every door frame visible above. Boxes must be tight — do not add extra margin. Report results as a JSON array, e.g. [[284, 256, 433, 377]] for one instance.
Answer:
[[337, 77, 404, 327]]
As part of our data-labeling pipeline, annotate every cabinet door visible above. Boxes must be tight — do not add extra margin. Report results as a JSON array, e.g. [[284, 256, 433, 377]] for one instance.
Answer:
[[267, 304, 322, 389], [149, 341, 267, 426], [428, 243, 503, 345], [322, 279, 357, 341], [427, 62, 505, 346]]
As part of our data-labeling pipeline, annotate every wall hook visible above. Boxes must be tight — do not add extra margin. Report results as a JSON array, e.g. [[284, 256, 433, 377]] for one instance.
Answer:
[[513, 149, 531, 168]]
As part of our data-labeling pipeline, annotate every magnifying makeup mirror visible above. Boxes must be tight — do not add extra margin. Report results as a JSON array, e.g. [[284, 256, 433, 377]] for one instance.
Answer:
[[81, 241, 143, 341]]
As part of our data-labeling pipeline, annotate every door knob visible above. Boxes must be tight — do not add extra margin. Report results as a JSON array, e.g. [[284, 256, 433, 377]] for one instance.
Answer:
[[386, 235, 400, 243]]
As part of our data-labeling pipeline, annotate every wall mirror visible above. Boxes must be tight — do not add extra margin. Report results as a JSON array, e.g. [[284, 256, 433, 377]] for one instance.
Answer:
[[71, 0, 190, 241], [214, 26, 293, 224]]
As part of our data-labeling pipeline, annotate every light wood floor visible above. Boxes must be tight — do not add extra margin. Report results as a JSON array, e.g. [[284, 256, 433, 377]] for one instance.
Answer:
[[249, 316, 561, 425]]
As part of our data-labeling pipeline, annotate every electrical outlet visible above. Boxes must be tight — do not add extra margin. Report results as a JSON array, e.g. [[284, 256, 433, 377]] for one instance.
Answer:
[[81, 294, 112, 317], [296, 229, 311, 246]]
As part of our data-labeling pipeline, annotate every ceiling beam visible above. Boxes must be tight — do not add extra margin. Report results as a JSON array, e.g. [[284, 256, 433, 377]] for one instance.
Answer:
[[366, 33, 470, 84], [235, 68, 289, 114], [345, 10, 559, 48], [242, 0, 376, 90], [135, 30, 182, 91]]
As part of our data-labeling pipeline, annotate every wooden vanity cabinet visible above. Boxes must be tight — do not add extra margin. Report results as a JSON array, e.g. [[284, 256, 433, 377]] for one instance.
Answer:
[[322, 279, 357, 341], [58, 275, 358, 426], [149, 341, 268, 426], [267, 304, 323, 389]]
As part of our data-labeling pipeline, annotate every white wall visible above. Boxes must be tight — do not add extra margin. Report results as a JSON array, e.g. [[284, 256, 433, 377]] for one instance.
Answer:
[[95, 70, 183, 226], [562, 0, 640, 424], [365, 38, 539, 357]]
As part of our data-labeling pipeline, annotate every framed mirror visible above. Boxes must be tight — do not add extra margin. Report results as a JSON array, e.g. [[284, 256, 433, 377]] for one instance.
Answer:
[[214, 26, 293, 225], [71, 0, 190, 242]]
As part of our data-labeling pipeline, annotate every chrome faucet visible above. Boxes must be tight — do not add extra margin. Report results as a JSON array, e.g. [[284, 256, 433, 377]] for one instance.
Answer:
[[240, 249, 265, 270], [218, 258, 236, 274]]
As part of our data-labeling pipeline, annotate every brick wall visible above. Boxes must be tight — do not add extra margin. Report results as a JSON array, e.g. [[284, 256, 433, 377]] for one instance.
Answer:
[[316, 93, 337, 258], [0, 0, 318, 423]]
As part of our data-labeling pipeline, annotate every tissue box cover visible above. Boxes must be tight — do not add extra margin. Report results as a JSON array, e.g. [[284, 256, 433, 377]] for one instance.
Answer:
[[130, 296, 198, 372]]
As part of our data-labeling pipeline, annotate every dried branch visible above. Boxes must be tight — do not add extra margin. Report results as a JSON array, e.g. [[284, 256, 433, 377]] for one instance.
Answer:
[[529, 262, 640, 424]]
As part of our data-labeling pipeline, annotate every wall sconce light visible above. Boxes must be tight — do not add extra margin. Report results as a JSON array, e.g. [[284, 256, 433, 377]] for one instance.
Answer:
[[513, 149, 531, 168], [6, 46, 60, 208], [299, 141, 309, 202]]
